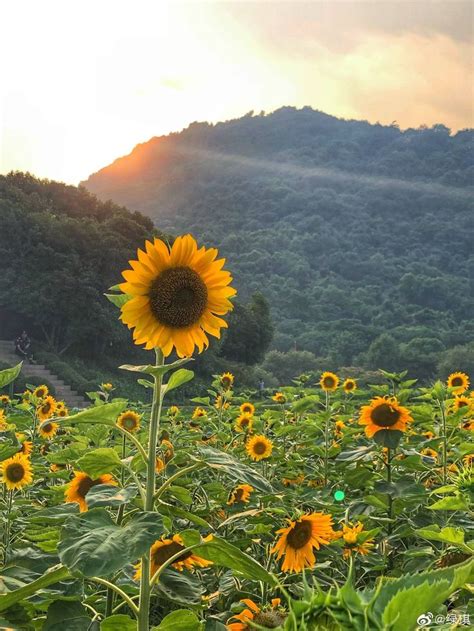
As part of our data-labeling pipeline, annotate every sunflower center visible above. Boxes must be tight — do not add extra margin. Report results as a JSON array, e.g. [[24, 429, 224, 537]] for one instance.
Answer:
[[253, 441, 267, 455], [77, 476, 102, 498], [122, 416, 137, 430], [254, 611, 286, 628], [370, 403, 401, 427], [234, 488, 244, 502], [149, 266, 208, 328], [451, 377, 463, 387], [287, 520, 312, 549], [152, 541, 191, 566], [42, 402, 51, 414], [42, 423, 52, 432], [323, 376, 335, 388], [7, 463, 25, 482], [458, 400, 468, 407]]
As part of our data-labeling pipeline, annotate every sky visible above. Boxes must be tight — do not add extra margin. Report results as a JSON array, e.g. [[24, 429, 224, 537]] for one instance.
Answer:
[[0, 0, 472, 184]]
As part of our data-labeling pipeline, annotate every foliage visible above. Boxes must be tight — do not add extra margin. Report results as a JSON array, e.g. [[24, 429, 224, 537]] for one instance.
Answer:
[[83, 107, 474, 379]]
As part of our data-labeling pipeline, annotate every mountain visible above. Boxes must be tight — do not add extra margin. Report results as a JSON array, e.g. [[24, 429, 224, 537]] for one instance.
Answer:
[[82, 107, 474, 378]]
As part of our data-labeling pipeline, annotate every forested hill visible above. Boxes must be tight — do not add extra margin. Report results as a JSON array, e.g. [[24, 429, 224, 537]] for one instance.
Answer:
[[83, 107, 473, 377]]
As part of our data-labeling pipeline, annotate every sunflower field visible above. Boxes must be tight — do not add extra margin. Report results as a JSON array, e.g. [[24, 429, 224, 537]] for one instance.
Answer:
[[0, 235, 473, 631]]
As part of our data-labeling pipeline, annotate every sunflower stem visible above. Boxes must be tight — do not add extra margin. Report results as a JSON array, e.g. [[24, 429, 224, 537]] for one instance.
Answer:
[[438, 399, 448, 486], [3, 490, 13, 563], [138, 347, 164, 631], [324, 391, 329, 485]]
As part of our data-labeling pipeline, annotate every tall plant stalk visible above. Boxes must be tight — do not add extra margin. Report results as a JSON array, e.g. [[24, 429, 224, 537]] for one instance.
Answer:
[[137, 348, 164, 631]]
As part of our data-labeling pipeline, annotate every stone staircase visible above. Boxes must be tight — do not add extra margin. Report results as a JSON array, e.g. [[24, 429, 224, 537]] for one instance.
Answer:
[[0, 340, 87, 409]]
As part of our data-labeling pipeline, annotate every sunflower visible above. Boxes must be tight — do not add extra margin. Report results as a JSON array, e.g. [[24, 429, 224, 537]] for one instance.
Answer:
[[117, 410, 141, 433], [462, 420, 474, 431], [453, 395, 472, 414], [119, 234, 236, 357], [101, 383, 113, 391], [227, 484, 254, 506], [336, 522, 375, 559], [422, 430, 435, 440], [319, 371, 339, 392], [359, 396, 412, 438], [33, 385, 49, 399], [227, 599, 284, 631], [38, 421, 59, 440], [334, 420, 346, 436], [36, 396, 57, 421], [463, 454, 473, 468], [134, 534, 213, 580], [57, 407, 69, 418], [235, 413, 254, 433], [0, 394, 10, 405], [220, 372, 234, 390], [246, 435, 273, 461], [272, 512, 335, 573], [240, 402, 255, 416], [159, 439, 174, 462], [282, 473, 305, 486], [55, 401, 65, 411], [1, 453, 33, 491], [272, 392, 286, 404], [342, 378, 357, 394], [421, 447, 438, 461], [65, 471, 117, 512], [192, 407, 207, 419], [168, 405, 180, 417], [16, 433, 33, 456], [214, 395, 230, 410], [0, 409, 7, 429], [447, 372, 470, 394]]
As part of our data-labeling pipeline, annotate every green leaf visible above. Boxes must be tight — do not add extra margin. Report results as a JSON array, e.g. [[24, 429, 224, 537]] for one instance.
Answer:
[[0, 564, 70, 612], [156, 569, 203, 605], [119, 357, 193, 378], [104, 292, 132, 308], [0, 441, 20, 462], [77, 448, 122, 477], [86, 484, 138, 509], [428, 494, 470, 510], [152, 609, 202, 631], [415, 525, 473, 553], [192, 536, 276, 584], [44, 401, 127, 428], [0, 363, 22, 389], [291, 395, 319, 413], [337, 446, 374, 462], [58, 508, 163, 577], [163, 369, 194, 395], [44, 600, 90, 631], [373, 429, 403, 449], [138, 378, 154, 389], [101, 615, 137, 631], [193, 446, 273, 493]]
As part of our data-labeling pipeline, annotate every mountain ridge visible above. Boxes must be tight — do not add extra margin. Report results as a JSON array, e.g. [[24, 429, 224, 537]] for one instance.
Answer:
[[81, 106, 473, 377]]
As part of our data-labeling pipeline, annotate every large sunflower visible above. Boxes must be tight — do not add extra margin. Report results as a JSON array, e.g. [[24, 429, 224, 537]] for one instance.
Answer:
[[447, 372, 470, 394], [117, 410, 141, 433], [246, 435, 273, 461], [134, 534, 213, 580], [319, 372, 339, 392], [119, 234, 236, 357], [65, 471, 117, 512], [38, 421, 59, 440], [37, 396, 57, 421], [272, 513, 335, 573], [1, 453, 33, 491], [227, 484, 254, 506], [359, 396, 412, 438]]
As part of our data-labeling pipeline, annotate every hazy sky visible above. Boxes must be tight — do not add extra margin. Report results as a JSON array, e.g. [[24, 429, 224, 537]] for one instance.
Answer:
[[1, 0, 472, 184]]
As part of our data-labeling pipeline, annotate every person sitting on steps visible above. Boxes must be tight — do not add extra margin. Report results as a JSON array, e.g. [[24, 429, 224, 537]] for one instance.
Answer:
[[14, 330, 36, 364]]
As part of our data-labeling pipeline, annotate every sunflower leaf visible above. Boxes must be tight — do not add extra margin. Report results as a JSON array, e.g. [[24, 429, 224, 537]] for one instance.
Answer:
[[192, 536, 276, 585], [163, 369, 195, 395], [76, 448, 122, 478], [119, 357, 193, 378], [43, 401, 127, 429], [104, 292, 132, 308], [372, 429, 403, 449], [0, 362, 22, 389], [101, 615, 137, 631], [151, 609, 202, 631], [192, 446, 273, 493], [58, 509, 163, 577], [85, 484, 138, 509]]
